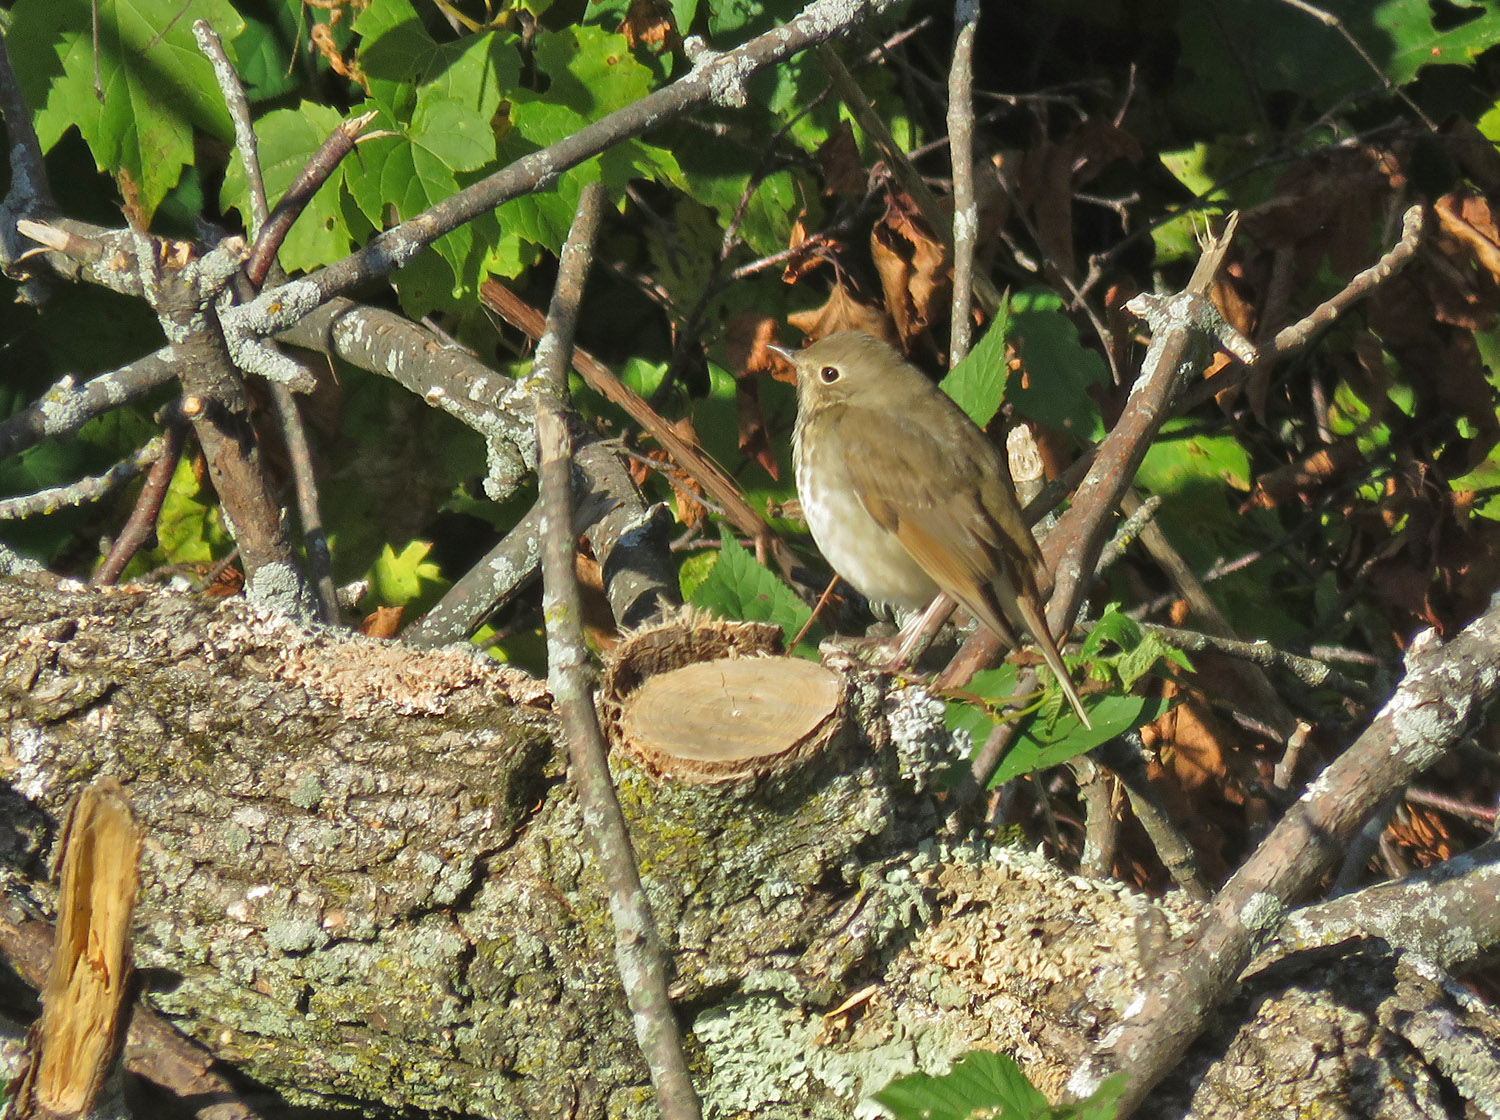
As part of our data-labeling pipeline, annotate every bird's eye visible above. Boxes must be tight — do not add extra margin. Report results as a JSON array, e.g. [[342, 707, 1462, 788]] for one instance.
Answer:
[[820, 365, 841, 383]]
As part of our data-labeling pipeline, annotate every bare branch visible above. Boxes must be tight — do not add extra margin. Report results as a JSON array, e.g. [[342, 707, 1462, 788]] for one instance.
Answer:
[[1073, 593, 1500, 1113], [193, 19, 267, 236], [0, 436, 168, 521], [947, 0, 980, 362], [532, 181, 702, 1120], [92, 423, 186, 587]]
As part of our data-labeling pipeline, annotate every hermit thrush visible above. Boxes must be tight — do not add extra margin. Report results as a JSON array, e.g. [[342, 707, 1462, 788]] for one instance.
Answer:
[[779, 330, 1089, 726]]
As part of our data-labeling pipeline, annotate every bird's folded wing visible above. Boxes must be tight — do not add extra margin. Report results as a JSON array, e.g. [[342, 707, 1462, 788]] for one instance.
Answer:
[[839, 405, 1027, 645]]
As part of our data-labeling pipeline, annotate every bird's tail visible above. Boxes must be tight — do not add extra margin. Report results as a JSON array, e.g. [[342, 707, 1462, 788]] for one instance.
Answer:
[[1009, 592, 1091, 729]]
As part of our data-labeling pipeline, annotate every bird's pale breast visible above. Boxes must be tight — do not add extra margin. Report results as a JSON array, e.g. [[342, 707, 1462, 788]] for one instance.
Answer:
[[795, 414, 939, 612]]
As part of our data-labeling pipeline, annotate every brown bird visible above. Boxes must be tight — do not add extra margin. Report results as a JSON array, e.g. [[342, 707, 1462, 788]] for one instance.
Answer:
[[778, 330, 1090, 726]]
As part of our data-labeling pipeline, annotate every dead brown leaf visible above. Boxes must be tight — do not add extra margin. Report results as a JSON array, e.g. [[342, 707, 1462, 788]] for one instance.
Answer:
[[202, 563, 244, 599], [973, 152, 1014, 268], [870, 190, 949, 346], [1013, 139, 1076, 285], [1240, 146, 1405, 281], [818, 121, 866, 198], [621, 0, 681, 52], [1440, 117, 1500, 193], [1435, 190, 1500, 284], [732, 364, 780, 482], [724, 313, 781, 480], [576, 550, 620, 650], [1068, 118, 1145, 186], [787, 281, 898, 346], [1138, 690, 1250, 885], [1244, 437, 1364, 510], [634, 416, 712, 528], [1386, 802, 1461, 866], [361, 605, 404, 638], [1369, 267, 1500, 461], [779, 219, 841, 285]]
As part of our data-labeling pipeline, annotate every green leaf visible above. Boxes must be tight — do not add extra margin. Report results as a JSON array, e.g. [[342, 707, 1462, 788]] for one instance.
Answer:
[[221, 102, 354, 271], [9, 0, 245, 221], [873, 1051, 1048, 1120], [944, 603, 1180, 784], [493, 24, 680, 259], [1176, 0, 1500, 133], [669, 0, 699, 37], [940, 302, 1014, 428], [704, 0, 810, 42], [155, 457, 231, 567], [1137, 421, 1253, 496], [1006, 290, 1107, 440], [1082, 608, 1192, 689], [348, 4, 516, 304], [948, 677, 1162, 786], [689, 526, 818, 651], [234, 15, 299, 102], [1451, 447, 1500, 522], [368, 540, 447, 609]]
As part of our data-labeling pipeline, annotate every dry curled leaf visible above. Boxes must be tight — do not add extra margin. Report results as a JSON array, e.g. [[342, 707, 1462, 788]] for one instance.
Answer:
[[630, 417, 711, 528], [817, 121, 865, 198], [870, 189, 949, 347], [786, 282, 897, 347], [361, 605, 404, 638], [622, 0, 681, 53]]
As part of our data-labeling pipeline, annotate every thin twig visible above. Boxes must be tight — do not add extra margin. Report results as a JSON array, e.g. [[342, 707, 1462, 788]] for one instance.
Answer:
[[244, 111, 380, 289], [946, 0, 980, 363], [270, 383, 340, 623], [0, 436, 168, 521], [1275, 0, 1439, 131], [1071, 598, 1500, 1113], [92, 423, 187, 586], [1143, 623, 1374, 702], [532, 182, 702, 1120], [480, 279, 804, 581], [194, 20, 267, 236]]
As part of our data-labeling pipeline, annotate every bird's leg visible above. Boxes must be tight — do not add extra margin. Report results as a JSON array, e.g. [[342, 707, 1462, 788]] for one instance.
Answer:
[[888, 592, 958, 669]]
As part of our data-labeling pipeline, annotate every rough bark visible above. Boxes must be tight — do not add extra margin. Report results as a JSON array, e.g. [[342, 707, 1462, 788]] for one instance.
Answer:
[[1, 577, 1498, 1119]]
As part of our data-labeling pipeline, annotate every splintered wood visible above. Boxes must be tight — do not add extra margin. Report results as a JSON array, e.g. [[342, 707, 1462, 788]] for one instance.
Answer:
[[15, 779, 143, 1120]]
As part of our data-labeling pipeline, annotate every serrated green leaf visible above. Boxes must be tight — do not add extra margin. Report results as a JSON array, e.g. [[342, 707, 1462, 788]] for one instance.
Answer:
[[492, 24, 680, 259], [1006, 290, 1107, 439], [155, 457, 230, 566], [677, 549, 718, 601], [221, 102, 353, 271], [234, 15, 299, 102], [1176, 0, 1499, 133], [1136, 421, 1253, 496], [689, 526, 818, 650], [947, 684, 1165, 787], [347, 6, 516, 299], [873, 1051, 1048, 1120], [940, 302, 1014, 428], [9, 0, 244, 221], [369, 540, 447, 608]]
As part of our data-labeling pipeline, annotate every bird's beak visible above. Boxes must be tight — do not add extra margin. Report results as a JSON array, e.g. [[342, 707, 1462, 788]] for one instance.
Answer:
[[767, 342, 797, 363]]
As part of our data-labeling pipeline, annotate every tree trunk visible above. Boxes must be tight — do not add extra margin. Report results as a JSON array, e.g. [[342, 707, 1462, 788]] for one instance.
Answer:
[[1, 577, 1496, 1119]]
